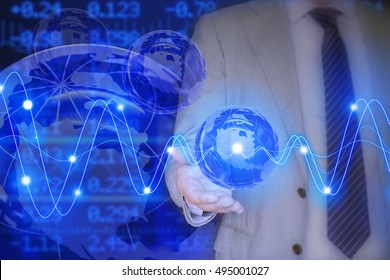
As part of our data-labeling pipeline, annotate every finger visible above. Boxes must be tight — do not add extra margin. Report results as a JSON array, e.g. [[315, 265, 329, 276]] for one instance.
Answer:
[[184, 185, 235, 208], [196, 196, 243, 213], [184, 189, 219, 205], [209, 201, 244, 214], [180, 177, 220, 204], [224, 201, 245, 214], [170, 147, 190, 165]]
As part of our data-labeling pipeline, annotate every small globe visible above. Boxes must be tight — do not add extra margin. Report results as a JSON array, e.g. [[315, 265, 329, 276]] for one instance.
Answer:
[[30, 8, 110, 80], [123, 30, 205, 114], [31, 8, 109, 52], [195, 107, 278, 189]]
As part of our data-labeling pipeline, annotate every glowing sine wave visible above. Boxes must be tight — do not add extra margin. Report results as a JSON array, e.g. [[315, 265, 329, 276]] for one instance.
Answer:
[[0, 71, 178, 218], [175, 98, 389, 195], [1, 72, 389, 218], [285, 99, 390, 195]]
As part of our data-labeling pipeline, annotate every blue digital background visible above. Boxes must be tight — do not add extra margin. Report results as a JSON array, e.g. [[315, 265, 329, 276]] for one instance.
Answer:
[[0, 0, 252, 70], [0, 0, 249, 260], [0, 0, 385, 260]]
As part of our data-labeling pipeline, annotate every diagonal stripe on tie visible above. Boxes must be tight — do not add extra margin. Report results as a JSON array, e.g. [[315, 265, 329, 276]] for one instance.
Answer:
[[309, 7, 370, 259]]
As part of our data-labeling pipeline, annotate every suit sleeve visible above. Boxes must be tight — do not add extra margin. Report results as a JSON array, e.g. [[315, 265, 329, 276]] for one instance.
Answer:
[[165, 13, 227, 226]]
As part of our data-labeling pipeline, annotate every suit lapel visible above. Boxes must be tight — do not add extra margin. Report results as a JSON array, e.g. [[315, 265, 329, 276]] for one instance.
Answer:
[[356, 2, 390, 176], [242, 0, 308, 181], [357, 1, 390, 104]]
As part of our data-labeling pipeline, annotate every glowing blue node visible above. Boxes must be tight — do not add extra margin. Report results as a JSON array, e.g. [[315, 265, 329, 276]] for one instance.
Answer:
[[21, 176, 31, 186], [69, 155, 76, 163], [351, 104, 358, 111], [123, 30, 205, 114], [144, 187, 151, 194], [195, 106, 278, 189], [117, 104, 124, 111], [167, 147, 174, 154], [324, 187, 331, 194], [0, 84, 3, 92], [300, 146, 308, 154], [232, 143, 243, 154], [75, 189, 81, 196], [23, 100, 33, 110]]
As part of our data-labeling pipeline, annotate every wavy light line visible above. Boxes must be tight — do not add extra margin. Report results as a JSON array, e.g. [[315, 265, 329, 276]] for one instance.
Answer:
[[1, 72, 389, 218]]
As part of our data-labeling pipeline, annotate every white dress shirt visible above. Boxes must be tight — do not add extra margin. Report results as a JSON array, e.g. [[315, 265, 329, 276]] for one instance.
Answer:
[[286, 0, 390, 259]]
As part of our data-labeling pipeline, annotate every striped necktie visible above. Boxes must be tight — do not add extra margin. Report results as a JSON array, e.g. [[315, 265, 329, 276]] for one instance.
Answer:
[[309, 7, 370, 259]]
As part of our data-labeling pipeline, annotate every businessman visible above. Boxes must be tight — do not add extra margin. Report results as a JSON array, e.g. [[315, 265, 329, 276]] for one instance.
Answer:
[[166, 0, 390, 259]]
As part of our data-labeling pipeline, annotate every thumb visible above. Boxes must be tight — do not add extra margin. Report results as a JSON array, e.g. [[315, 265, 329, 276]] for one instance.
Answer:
[[169, 146, 190, 165]]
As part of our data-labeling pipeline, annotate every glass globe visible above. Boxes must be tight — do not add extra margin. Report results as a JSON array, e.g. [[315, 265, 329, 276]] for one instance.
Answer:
[[195, 106, 278, 189]]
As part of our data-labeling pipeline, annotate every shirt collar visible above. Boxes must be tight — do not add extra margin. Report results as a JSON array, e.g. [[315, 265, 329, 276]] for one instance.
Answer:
[[285, 0, 357, 23]]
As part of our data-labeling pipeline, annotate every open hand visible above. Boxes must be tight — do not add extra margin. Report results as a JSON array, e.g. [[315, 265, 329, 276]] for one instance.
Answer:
[[172, 149, 244, 214]]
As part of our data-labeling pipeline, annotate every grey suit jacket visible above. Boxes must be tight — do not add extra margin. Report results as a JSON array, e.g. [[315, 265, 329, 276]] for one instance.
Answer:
[[166, 0, 390, 259]]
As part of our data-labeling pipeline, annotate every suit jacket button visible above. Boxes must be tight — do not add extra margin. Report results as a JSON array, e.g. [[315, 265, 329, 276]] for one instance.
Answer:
[[292, 244, 302, 255], [297, 188, 306, 199]]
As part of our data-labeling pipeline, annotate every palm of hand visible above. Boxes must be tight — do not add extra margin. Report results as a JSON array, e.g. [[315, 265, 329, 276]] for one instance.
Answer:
[[175, 163, 243, 214]]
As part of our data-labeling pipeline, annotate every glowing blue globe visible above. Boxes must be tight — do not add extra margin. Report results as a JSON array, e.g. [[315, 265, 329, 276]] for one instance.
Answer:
[[123, 30, 205, 114], [31, 8, 109, 52], [30, 8, 110, 80], [0, 44, 149, 260], [195, 107, 278, 189]]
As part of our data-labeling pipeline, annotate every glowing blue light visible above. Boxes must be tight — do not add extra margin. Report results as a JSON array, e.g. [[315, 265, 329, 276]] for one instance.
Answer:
[[196, 106, 278, 189], [23, 100, 33, 110], [117, 104, 124, 111], [21, 176, 31, 186], [232, 143, 243, 154], [144, 187, 151, 194], [69, 155, 76, 163], [0, 70, 388, 216], [324, 186, 331, 194]]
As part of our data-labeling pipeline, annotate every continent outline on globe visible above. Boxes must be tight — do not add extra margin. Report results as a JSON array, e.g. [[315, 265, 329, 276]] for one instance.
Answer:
[[195, 106, 279, 189]]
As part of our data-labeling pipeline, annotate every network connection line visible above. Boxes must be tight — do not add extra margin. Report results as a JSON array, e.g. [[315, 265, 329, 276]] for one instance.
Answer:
[[0, 71, 389, 218]]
